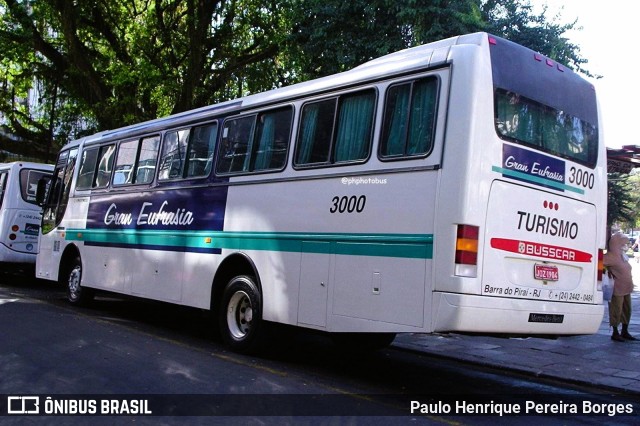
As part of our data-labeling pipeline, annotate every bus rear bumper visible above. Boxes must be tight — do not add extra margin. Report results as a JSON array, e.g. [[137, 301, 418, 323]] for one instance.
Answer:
[[432, 292, 605, 336]]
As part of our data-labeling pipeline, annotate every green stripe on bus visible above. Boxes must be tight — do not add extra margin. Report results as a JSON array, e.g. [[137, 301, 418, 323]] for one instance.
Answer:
[[66, 229, 434, 259], [491, 166, 584, 194]]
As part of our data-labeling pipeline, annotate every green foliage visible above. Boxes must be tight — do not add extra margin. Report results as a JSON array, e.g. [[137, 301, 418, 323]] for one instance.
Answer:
[[608, 173, 638, 231], [288, 0, 485, 79], [480, 0, 589, 76], [0, 0, 293, 160], [0, 0, 590, 161], [611, 169, 640, 232]]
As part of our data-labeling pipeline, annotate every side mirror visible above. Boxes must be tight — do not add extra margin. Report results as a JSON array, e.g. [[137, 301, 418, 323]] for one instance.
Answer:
[[36, 176, 52, 207]]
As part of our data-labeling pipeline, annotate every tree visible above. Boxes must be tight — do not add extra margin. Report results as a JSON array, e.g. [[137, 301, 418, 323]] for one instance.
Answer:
[[0, 0, 588, 161], [288, 0, 586, 81], [611, 169, 640, 234], [288, 0, 486, 79], [0, 0, 293, 161], [608, 173, 637, 236], [480, 0, 589, 75]]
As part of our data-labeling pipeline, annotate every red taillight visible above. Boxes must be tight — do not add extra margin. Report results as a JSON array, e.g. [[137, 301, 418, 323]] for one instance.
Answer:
[[597, 249, 604, 282], [455, 225, 479, 277], [456, 225, 479, 264]]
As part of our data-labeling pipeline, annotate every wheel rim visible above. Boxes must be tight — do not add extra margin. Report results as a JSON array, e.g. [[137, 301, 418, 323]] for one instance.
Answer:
[[226, 290, 253, 340], [68, 266, 81, 300]]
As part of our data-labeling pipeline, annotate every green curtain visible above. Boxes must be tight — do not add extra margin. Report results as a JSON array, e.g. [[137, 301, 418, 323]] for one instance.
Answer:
[[495, 89, 597, 165], [334, 92, 375, 162], [254, 114, 276, 170], [296, 105, 319, 164], [407, 80, 436, 155], [383, 85, 410, 156]]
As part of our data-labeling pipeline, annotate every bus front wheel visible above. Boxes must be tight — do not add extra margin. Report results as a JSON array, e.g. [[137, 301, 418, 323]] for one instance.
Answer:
[[219, 275, 266, 353], [65, 256, 94, 306]]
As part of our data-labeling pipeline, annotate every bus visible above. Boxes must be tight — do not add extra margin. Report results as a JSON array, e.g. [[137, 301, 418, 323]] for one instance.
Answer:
[[36, 33, 606, 352], [0, 162, 53, 272]]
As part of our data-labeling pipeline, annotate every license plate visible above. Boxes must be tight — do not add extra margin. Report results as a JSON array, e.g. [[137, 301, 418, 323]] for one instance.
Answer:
[[534, 264, 558, 281]]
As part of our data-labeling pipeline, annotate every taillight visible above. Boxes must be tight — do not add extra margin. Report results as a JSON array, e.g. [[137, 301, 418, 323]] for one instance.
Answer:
[[455, 224, 479, 277], [597, 249, 604, 282]]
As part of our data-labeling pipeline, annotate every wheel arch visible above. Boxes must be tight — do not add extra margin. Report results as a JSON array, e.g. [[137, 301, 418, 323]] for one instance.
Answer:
[[210, 252, 261, 315], [58, 243, 81, 284]]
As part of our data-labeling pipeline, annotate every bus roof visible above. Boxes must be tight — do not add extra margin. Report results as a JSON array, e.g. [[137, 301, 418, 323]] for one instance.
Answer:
[[0, 161, 54, 171]]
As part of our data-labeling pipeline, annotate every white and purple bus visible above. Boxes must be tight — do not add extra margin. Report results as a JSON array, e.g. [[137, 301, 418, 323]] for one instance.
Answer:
[[36, 33, 606, 352]]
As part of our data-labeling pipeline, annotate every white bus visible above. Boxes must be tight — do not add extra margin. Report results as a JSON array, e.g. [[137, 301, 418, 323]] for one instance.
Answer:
[[0, 162, 53, 271], [36, 33, 606, 352]]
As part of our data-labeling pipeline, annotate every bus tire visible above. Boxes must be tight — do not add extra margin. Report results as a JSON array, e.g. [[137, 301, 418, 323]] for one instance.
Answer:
[[219, 275, 266, 353], [65, 256, 94, 306]]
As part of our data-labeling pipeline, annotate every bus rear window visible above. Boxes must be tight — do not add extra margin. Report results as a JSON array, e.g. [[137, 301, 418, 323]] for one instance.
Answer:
[[494, 89, 597, 167], [20, 169, 50, 204]]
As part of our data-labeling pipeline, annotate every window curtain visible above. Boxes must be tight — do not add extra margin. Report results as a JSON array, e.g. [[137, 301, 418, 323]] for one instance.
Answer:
[[297, 105, 319, 164], [334, 92, 374, 162], [407, 80, 436, 155], [540, 108, 562, 153], [254, 114, 276, 170], [383, 85, 410, 156]]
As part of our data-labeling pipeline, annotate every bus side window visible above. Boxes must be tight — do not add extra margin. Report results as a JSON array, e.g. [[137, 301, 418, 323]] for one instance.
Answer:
[[76, 147, 100, 190], [217, 116, 255, 174], [295, 89, 375, 167], [380, 77, 438, 159], [136, 135, 160, 184], [159, 129, 189, 180], [0, 172, 8, 208], [295, 99, 336, 166], [186, 123, 218, 178], [334, 90, 375, 162], [114, 136, 159, 185], [252, 107, 292, 171], [94, 145, 115, 188], [114, 139, 138, 185]]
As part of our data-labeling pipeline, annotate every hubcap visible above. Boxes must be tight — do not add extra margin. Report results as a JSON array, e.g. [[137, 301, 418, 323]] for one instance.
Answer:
[[68, 266, 81, 298], [227, 290, 253, 340]]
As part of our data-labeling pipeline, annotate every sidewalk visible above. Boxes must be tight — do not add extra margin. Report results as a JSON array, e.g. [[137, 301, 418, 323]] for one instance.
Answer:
[[393, 262, 640, 394]]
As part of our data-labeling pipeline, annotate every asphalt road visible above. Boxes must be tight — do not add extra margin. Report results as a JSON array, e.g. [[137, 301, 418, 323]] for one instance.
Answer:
[[1, 274, 638, 425]]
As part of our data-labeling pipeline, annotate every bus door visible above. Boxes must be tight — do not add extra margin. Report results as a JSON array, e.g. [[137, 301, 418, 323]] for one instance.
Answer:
[[37, 149, 78, 280]]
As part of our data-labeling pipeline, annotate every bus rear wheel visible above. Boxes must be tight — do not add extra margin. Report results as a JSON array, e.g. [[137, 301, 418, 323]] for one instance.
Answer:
[[219, 275, 266, 353], [65, 256, 94, 306]]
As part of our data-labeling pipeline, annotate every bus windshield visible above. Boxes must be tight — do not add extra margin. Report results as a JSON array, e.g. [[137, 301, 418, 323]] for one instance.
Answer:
[[494, 89, 598, 166]]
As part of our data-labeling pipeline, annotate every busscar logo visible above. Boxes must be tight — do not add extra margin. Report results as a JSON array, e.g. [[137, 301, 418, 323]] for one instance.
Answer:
[[7, 396, 40, 414]]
